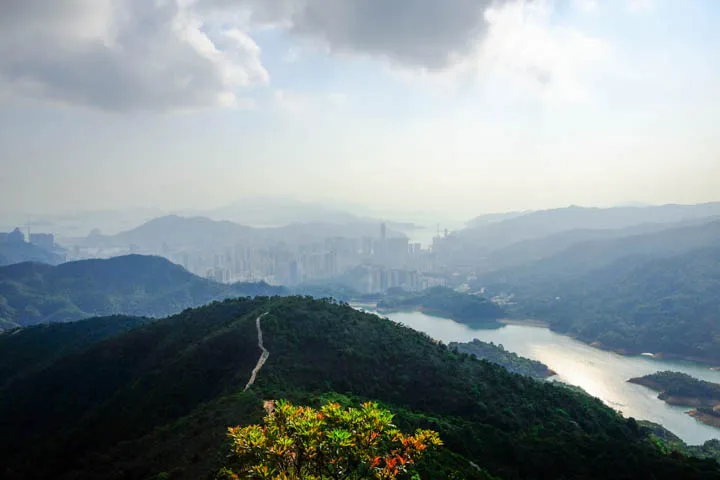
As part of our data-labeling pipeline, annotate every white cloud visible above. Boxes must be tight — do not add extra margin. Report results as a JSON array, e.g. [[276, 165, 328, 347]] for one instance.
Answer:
[[0, 0, 614, 111], [388, 1, 611, 103], [274, 89, 349, 114], [479, 1, 611, 102], [0, 0, 269, 112]]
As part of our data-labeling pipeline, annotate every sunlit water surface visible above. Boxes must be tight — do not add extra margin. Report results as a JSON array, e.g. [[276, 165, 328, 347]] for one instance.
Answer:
[[360, 308, 720, 445]]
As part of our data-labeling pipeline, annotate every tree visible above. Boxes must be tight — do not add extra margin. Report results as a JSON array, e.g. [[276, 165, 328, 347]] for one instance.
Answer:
[[219, 400, 442, 479]]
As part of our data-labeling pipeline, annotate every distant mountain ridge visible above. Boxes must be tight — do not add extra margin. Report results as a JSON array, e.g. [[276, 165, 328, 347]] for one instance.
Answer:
[[113, 215, 254, 249], [454, 203, 720, 262], [483, 219, 720, 285], [205, 196, 363, 226], [0, 255, 286, 330], [0, 240, 64, 266], [482, 215, 720, 272], [73, 214, 406, 252]]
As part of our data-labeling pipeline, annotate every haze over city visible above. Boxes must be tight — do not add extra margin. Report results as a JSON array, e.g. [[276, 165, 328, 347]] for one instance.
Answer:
[[1, 0, 718, 219], [2, 2, 720, 479]]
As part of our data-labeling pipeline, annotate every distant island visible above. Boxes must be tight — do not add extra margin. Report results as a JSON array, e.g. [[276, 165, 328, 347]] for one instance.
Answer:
[[376, 286, 505, 326], [450, 339, 556, 379], [628, 371, 720, 428]]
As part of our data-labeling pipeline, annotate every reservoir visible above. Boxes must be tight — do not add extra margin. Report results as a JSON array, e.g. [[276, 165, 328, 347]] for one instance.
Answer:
[[374, 309, 720, 446]]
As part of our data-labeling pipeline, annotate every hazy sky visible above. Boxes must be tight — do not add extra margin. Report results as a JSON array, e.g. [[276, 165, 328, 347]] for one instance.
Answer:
[[1, 0, 719, 219]]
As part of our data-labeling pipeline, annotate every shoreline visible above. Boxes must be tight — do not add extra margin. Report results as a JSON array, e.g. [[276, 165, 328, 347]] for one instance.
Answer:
[[375, 305, 502, 325], [360, 304, 720, 368], [627, 375, 720, 430], [574, 337, 720, 368], [498, 318, 549, 328], [688, 409, 720, 429]]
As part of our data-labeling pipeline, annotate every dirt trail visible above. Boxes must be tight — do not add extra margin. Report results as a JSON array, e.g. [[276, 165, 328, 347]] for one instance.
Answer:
[[244, 312, 269, 392]]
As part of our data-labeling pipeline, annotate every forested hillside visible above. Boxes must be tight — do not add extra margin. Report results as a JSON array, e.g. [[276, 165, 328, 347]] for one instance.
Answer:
[[501, 247, 720, 362], [450, 339, 555, 379], [0, 255, 286, 330], [0, 315, 151, 389], [1, 296, 718, 479], [377, 286, 505, 325]]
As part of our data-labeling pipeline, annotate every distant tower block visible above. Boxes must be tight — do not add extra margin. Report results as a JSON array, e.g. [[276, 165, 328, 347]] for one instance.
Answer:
[[8, 227, 25, 244], [380, 222, 387, 240]]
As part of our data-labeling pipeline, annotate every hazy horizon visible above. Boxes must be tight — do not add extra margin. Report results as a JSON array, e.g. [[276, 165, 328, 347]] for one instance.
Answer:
[[1, 0, 719, 218], [1, 195, 718, 226]]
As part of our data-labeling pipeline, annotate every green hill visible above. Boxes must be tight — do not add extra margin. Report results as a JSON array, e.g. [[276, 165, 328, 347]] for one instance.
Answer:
[[0, 240, 64, 266], [377, 286, 505, 326], [1, 296, 718, 479], [0, 315, 151, 389], [507, 247, 720, 362], [0, 255, 286, 329], [450, 339, 555, 379]]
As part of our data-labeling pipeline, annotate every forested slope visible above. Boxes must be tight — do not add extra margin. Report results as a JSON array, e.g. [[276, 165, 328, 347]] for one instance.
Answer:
[[1, 297, 718, 479]]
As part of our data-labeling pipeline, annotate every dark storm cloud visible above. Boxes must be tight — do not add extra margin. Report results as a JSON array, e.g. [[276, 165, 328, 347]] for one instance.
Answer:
[[204, 0, 503, 69]]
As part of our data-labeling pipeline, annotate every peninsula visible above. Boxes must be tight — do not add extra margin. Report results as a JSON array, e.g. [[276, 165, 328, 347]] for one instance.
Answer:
[[376, 286, 505, 326], [628, 371, 720, 428], [450, 339, 556, 379]]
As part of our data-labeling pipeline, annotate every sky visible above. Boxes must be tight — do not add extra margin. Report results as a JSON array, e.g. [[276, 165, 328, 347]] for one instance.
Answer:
[[0, 0, 719, 221]]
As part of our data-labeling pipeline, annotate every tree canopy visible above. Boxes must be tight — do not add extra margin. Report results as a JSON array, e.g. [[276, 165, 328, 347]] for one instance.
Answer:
[[220, 400, 441, 479]]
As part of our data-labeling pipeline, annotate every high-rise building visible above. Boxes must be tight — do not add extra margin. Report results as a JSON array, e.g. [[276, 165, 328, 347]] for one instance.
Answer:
[[380, 222, 386, 240], [288, 260, 299, 285], [385, 237, 409, 268], [361, 237, 373, 256], [29, 233, 54, 250], [324, 251, 338, 277], [7, 227, 25, 244]]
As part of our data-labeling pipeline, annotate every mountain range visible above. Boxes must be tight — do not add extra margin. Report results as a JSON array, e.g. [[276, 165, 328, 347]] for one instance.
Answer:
[[481, 219, 720, 285], [4, 199, 389, 239], [460, 202, 720, 248], [443, 203, 720, 270], [71, 214, 407, 252]]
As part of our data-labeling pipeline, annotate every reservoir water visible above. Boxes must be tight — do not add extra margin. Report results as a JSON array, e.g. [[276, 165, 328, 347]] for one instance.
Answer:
[[372, 309, 720, 445]]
